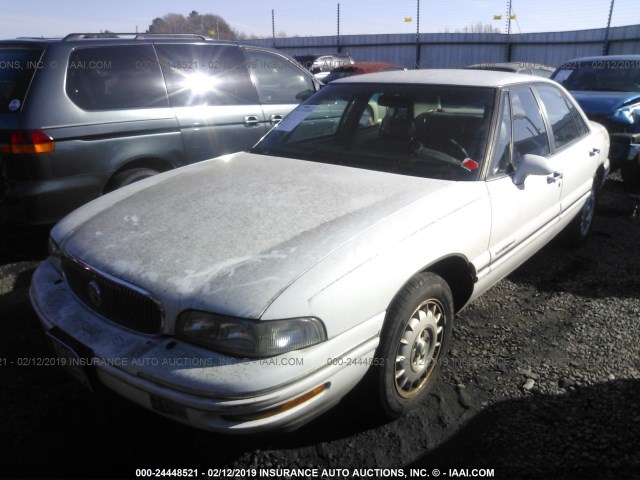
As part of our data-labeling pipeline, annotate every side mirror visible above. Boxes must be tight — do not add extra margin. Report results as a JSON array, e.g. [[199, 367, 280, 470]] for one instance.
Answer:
[[513, 154, 554, 185]]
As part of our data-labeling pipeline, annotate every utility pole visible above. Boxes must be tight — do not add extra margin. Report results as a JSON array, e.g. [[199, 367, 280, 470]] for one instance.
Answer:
[[272, 9, 275, 47], [337, 3, 341, 53], [415, 0, 421, 69], [603, 0, 615, 55], [504, 0, 512, 62]]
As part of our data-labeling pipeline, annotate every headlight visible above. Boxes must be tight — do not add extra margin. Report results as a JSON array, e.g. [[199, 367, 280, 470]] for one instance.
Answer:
[[614, 105, 640, 130], [48, 236, 62, 272], [176, 311, 327, 358]]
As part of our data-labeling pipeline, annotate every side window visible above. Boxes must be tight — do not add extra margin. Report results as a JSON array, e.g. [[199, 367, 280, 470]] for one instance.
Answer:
[[535, 84, 581, 150], [66, 45, 168, 110], [489, 91, 513, 177], [244, 49, 315, 104], [510, 86, 550, 166], [155, 45, 257, 107], [567, 97, 590, 137]]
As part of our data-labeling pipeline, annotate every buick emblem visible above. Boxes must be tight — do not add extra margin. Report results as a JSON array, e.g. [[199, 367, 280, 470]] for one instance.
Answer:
[[87, 280, 102, 308]]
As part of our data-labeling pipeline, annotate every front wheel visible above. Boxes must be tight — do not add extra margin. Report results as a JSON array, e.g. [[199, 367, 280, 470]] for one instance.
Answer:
[[374, 272, 454, 419]]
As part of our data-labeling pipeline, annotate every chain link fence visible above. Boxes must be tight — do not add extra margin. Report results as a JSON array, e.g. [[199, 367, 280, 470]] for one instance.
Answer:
[[241, 0, 639, 69], [251, 0, 638, 39]]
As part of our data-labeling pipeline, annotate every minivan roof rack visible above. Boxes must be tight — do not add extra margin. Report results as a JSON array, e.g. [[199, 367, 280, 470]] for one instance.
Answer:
[[17, 36, 63, 40], [62, 33, 212, 41]]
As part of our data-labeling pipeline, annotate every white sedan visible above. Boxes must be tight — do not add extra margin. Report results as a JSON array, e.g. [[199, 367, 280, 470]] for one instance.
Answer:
[[30, 70, 609, 433]]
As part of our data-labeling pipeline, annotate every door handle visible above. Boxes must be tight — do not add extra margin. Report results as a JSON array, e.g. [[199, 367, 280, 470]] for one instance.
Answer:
[[243, 115, 260, 127], [547, 171, 563, 184], [270, 114, 284, 125], [589, 148, 600, 157]]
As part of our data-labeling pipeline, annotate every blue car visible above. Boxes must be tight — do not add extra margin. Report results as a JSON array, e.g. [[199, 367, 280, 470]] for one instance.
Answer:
[[551, 55, 640, 187]]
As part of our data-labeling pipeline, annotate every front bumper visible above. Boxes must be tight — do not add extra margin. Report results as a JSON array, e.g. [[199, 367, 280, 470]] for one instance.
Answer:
[[29, 260, 383, 433]]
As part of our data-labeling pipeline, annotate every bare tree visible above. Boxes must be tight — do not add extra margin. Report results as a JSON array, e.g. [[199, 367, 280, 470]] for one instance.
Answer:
[[147, 11, 244, 39], [456, 22, 501, 34]]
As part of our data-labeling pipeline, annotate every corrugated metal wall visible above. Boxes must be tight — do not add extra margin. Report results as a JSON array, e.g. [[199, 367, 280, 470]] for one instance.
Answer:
[[244, 25, 640, 69]]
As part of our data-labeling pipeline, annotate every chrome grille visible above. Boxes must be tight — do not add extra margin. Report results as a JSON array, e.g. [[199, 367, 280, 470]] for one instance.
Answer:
[[62, 255, 163, 335]]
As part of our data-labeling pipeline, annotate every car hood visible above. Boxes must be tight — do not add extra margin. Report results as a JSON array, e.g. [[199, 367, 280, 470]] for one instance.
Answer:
[[571, 91, 640, 116], [56, 152, 461, 322]]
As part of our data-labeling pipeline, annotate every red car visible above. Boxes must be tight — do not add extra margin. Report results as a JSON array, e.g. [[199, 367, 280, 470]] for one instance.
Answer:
[[324, 61, 406, 83]]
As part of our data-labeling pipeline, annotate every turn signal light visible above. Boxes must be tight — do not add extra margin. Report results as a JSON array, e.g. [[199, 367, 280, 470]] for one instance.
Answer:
[[2, 130, 55, 154], [225, 383, 331, 422]]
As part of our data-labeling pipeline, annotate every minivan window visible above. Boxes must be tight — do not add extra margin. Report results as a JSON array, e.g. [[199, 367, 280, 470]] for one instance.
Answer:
[[245, 49, 315, 104], [66, 45, 168, 110], [155, 44, 257, 107], [0, 48, 43, 113]]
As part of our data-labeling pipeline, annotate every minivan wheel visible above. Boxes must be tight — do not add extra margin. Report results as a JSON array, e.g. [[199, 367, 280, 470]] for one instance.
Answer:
[[105, 168, 159, 193], [374, 272, 453, 419]]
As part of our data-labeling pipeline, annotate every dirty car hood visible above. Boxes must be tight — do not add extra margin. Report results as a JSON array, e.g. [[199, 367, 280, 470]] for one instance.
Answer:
[[57, 152, 454, 321]]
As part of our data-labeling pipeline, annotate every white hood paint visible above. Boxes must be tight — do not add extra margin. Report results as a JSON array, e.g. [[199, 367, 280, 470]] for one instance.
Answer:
[[57, 152, 474, 324]]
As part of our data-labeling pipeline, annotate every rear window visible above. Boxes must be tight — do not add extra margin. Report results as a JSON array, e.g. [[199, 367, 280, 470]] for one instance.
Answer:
[[66, 45, 169, 110], [0, 48, 43, 113]]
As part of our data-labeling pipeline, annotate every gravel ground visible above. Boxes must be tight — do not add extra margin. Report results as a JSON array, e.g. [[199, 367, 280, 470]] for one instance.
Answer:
[[0, 173, 639, 480]]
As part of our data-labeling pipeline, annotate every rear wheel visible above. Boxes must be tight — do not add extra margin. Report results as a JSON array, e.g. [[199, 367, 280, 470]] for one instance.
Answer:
[[374, 272, 454, 418], [563, 176, 598, 246], [105, 168, 159, 193]]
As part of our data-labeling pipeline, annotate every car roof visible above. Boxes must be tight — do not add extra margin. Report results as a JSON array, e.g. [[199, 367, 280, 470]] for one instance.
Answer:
[[467, 62, 554, 72], [333, 68, 556, 87]]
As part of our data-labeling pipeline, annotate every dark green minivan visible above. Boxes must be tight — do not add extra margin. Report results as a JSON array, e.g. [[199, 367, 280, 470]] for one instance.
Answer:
[[0, 33, 320, 224]]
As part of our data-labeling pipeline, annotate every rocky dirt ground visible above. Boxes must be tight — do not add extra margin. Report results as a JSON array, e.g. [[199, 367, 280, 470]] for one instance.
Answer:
[[0, 173, 639, 480]]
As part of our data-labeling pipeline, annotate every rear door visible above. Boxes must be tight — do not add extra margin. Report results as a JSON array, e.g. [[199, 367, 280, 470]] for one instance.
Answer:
[[156, 44, 264, 163], [533, 84, 599, 220], [242, 48, 317, 132]]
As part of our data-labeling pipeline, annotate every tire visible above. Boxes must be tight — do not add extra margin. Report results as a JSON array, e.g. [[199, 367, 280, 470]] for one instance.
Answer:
[[374, 272, 454, 419], [105, 168, 159, 193], [563, 176, 598, 246], [621, 154, 640, 190]]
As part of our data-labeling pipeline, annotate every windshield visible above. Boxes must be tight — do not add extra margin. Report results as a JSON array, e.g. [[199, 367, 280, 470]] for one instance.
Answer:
[[252, 83, 495, 181], [552, 59, 640, 92], [0, 47, 43, 113]]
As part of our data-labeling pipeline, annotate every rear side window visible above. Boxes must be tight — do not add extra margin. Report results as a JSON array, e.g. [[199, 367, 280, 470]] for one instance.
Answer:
[[66, 45, 168, 110], [0, 48, 43, 113], [155, 44, 257, 106], [245, 49, 315, 104], [535, 85, 581, 150]]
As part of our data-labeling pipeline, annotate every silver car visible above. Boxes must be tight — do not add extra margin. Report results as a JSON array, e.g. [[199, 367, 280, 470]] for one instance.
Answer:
[[31, 70, 609, 433]]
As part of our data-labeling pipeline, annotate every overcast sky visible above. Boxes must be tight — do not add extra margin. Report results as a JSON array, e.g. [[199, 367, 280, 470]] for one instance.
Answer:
[[1, 0, 638, 39]]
